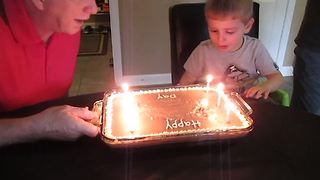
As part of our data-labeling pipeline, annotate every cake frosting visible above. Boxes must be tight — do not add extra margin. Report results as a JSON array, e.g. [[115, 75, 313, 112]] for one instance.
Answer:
[[102, 86, 252, 140]]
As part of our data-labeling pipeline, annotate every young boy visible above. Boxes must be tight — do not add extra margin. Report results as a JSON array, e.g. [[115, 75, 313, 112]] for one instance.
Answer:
[[179, 0, 283, 99]]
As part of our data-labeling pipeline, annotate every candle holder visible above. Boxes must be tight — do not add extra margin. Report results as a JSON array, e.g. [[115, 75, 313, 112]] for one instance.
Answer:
[[93, 84, 253, 147]]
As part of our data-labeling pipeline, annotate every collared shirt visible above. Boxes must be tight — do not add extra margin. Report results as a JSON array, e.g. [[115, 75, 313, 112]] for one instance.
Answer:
[[0, 0, 80, 112]]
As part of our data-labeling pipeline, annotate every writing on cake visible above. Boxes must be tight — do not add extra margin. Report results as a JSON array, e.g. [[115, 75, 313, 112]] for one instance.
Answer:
[[166, 118, 201, 130]]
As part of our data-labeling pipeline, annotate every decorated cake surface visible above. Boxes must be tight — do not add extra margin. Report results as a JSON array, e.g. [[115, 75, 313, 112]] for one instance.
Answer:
[[102, 86, 252, 141]]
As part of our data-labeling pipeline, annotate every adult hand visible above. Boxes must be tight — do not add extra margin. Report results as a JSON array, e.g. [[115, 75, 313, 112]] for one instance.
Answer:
[[34, 105, 99, 141], [0, 105, 99, 147]]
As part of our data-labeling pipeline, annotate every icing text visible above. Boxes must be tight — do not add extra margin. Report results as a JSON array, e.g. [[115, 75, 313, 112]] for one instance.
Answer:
[[166, 118, 201, 130], [157, 93, 177, 99]]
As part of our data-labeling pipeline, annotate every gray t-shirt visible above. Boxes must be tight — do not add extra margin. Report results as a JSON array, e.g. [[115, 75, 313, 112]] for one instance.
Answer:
[[184, 35, 277, 90]]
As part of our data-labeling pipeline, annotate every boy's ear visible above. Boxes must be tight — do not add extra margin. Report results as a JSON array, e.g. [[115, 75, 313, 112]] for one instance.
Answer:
[[244, 17, 255, 33], [31, 0, 45, 11]]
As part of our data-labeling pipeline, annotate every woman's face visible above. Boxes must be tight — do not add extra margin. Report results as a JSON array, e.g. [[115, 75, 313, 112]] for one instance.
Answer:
[[43, 0, 98, 34]]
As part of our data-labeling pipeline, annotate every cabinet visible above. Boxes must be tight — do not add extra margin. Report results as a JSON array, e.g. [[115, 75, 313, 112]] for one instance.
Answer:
[[79, 12, 110, 56]]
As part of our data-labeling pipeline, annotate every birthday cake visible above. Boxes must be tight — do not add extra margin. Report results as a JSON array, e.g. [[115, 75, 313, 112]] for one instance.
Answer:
[[99, 86, 253, 146]]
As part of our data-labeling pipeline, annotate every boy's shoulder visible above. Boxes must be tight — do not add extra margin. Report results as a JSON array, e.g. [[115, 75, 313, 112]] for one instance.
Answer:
[[199, 39, 213, 46], [244, 35, 260, 44], [243, 35, 266, 50], [190, 39, 214, 53], [197, 39, 215, 51], [198, 36, 263, 47]]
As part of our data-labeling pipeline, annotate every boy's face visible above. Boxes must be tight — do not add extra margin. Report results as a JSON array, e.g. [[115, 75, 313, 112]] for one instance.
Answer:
[[42, 0, 98, 35], [207, 17, 253, 52]]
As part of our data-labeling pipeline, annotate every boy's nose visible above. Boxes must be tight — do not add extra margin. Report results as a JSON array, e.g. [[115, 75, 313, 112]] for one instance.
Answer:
[[217, 34, 226, 44]]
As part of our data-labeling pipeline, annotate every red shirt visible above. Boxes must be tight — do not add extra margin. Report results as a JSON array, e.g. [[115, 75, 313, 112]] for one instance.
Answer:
[[0, 0, 80, 112]]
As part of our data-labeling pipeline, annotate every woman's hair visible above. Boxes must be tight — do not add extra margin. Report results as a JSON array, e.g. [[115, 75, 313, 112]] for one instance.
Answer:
[[205, 0, 253, 23]]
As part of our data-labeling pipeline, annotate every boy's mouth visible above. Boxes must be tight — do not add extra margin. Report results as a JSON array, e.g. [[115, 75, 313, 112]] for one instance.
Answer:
[[218, 45, 228, 50]]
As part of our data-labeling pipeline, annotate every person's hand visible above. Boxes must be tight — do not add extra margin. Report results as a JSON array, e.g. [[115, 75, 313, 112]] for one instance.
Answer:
[[34, 105, 99, 141], [245, 84, 271, 99]]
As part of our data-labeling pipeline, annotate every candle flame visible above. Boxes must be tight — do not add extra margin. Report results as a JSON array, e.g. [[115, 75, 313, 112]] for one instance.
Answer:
[[200, 98, 209, 108], [122, 83, 129, 92], [122, 97, 139, 133], [216, 82, 224, 107], [121, 83, 139, 134], [224, 98, 236, 123], [225, 101, 233, 113], [217, 83, 224, 92], [206, 74, 214, 83], [125, 102, 139, 133]]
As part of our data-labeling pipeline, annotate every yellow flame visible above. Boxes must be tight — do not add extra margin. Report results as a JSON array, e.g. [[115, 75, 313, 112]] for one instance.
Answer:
[[121, 83, 139, 133], [122, 83, 129, 92], [200, 98, 209, 108], [217, 83, 224, 92], [206, 74, 214, 83]]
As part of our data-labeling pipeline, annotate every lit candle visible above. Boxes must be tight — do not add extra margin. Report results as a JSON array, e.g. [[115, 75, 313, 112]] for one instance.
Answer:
[[216, 83, 224, 107], [122, 83, 129, 92], [121, 83, 139, 134], [225, 102, 231, 123], [124, 102, 139, 134], [200, 98, 209, 108], [206, 74, 214, 93]]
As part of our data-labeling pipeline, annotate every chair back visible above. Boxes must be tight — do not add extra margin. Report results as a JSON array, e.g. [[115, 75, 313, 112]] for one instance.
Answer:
[[169, 2, 260, 84]]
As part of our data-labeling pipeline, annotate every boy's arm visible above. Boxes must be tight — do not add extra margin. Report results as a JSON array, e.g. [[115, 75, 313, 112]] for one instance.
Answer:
[[178, 71, 197, 85], [245, 71, 284, 99], [263, 71, 284, 92]]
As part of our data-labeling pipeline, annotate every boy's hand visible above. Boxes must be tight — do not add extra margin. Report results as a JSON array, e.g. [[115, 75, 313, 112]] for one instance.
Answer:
[[245, 84, 271, 99], [245, 72, 284, 99]]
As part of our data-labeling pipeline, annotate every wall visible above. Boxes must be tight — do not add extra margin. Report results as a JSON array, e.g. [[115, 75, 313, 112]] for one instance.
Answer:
[[113, 0, 205, 78], [283, 0, 307, 66], [110, 0, 305, 86]]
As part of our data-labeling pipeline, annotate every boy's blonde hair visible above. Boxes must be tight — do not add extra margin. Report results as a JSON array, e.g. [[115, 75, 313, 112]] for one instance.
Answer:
[[205, 0, 253, 23]]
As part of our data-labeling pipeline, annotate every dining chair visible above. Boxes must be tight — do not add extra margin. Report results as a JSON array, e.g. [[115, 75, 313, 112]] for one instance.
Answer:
[[169, 2, 290, 106]]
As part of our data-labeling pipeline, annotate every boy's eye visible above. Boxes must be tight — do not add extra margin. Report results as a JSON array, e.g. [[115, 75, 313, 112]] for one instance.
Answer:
[[210, 29, 218, 33], [209, 29, 234, 34]]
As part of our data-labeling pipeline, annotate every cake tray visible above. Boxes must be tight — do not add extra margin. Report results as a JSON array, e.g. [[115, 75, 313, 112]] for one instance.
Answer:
[[92, 85, 254, 147]]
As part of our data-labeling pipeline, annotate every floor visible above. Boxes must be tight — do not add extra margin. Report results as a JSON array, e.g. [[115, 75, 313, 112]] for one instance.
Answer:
[[69, 32, 294, 97], [69, 33, 116, 96]]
